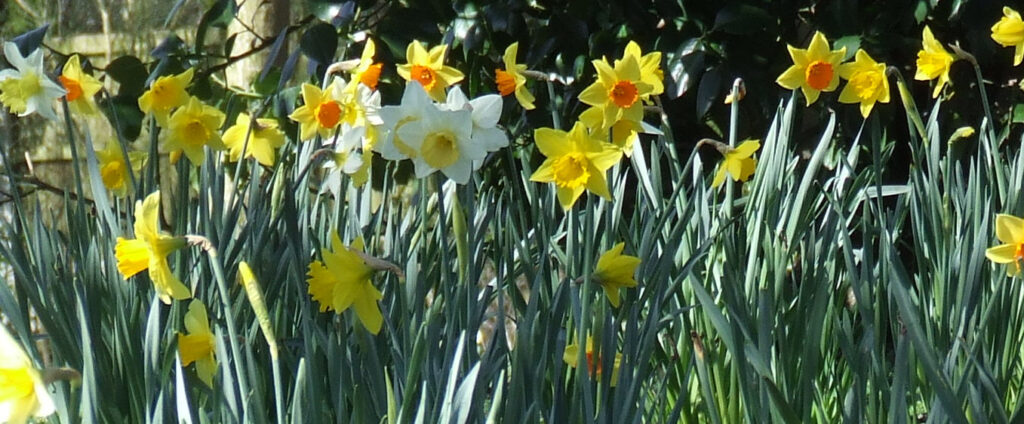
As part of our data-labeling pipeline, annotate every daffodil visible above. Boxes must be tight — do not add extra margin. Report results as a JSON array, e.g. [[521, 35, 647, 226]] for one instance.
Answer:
[[838, 50, 890, 118], [397, 100, 484, 184], [396, 40, 465, 101], [530, 122, 622, 210], [289, 81, 343, 141], [222, 112, 285, 167], [440, 86, 509, 155], [592, 242, 641, 307], [495, 42, 535, 110], [578, 55, 653, 130], [992, 7, 1024, 66], [915, 26, 955, 98], [307, 233, 383, 334], [376, 81, 433, 161], [138, 68, 193, 126], [177, 299, 216, 387], [563, 336, 622, 387], [96, 140, 145, 197], [776, 32, 846, 105], [0, 324, 55, 424], [114, 191, 191, 304], [711, 139, 760, 188], [620, 40, 664, 101], [57, 54, 103, 115], [291, 77, 381, 143], [164, 96, 226, 165], [583, 115, 644, 157], [348, 38, 383, 90], [985, 214, 1024, 277], [323, 123, 365, 179], [0, 42, 66, 120]]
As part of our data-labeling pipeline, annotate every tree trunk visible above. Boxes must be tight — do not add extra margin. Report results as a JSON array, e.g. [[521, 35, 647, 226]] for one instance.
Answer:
[[226, 0, 290, 90]]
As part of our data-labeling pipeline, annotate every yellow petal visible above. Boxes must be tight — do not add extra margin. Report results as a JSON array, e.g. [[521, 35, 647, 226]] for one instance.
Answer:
[[995, 214, 1024, 244], [986, 244, 1018, 264]]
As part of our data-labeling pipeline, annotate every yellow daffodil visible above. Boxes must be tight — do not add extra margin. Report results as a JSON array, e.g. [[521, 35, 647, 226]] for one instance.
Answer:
[[138, 68, 193, 126], [620, 40, 664, 100], [584, 115, 643, 157], [838, 50, 890, 118], [495, 42, 535, 110], [396, 40, 465, 101], [530, 122, 622, 210], [58, 54, 103, 115], [289, 81, 342, 142], [776, 32, 846, 105], [985, 214, 1024, 277], [222, 112, 285, 167], [307, 233, 383, 334], [578, 55, 653, 130], [563, 336, 622, 386], [114, 191, 191, 304], [712, 139, 760, 188], [0, 42, 66, 120], [992, 7, 1024, 66], [0, 324, 55, 424], [915, 26, 954, 98], [349, 39, 383, 90], [290, 78, 377, 142], [164, 96, 226, 165], [592, 242, 641, 307], [96, 140, 145, 197], [177, 299, 216, 387]]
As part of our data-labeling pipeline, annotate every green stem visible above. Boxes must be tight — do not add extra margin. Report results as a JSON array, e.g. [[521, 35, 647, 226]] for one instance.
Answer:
[[546, 80, 562, 130], [969, 60, 1007, 205], [724, 79, 742, 219], [194, 237, 251, 419]]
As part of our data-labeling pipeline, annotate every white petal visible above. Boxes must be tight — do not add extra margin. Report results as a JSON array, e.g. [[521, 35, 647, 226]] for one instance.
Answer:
[[469, 94, 502, 128], [411, 156, 436, 178], [397, 120, 427, 150], [343, 152, 363, 174], [472, 127, 509, 153], [442, 156, 472, 184], [3, 42, 27, 71], [444, 86, 469, 110]]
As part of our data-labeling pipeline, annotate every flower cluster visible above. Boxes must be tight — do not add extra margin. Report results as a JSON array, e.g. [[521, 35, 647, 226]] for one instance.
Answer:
[[532, 42, 665, 210]]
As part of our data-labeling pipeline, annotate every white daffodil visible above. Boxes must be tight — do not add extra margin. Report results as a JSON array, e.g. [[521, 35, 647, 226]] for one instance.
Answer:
[[323, 123, 364, 176], [0, 324, 55, 424], [440, 86, 509, 154], [375, 81, 434, 161], [344, 77, 382, 129], [398, 103, 484, 184], [0, 42, 66, 120]]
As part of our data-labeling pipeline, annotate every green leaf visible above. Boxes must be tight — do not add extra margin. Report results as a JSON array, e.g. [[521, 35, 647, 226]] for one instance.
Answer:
[[104, 55, 148, 96], [300, 22, 339, 66], [12, 24, 49, 56]]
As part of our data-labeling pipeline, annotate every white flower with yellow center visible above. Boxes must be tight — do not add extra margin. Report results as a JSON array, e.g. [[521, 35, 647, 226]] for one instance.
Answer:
[[375, 81, 434, 161], [440, 86, 508, 155], [0, 42, 66, 120], [398, 102, 483, 184]]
